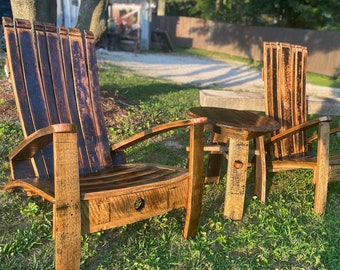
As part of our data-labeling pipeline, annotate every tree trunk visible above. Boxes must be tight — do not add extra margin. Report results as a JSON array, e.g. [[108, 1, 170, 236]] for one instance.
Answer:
[[76, 0, 108, 44], [10, 0, 107, 45], [10, 0, 56, 24]]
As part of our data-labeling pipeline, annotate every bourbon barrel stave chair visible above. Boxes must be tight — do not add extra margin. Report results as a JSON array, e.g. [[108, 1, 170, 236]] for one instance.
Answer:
[[1, 17, 207, 269]]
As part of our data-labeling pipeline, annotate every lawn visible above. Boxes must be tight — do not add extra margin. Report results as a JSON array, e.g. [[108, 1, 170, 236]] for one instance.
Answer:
[[0, 61, 339, 269]]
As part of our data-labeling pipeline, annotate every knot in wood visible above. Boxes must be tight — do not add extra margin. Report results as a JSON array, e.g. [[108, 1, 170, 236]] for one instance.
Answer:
[[234, 160, 244, 169]]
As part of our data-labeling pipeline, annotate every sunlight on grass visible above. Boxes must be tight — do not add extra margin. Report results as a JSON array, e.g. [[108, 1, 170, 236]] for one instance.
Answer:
[[307, 72, 340, 88], [0, 63, 339, 269]]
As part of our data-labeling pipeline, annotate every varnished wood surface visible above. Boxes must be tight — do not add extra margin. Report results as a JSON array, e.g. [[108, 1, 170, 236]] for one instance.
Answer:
[[224, 138, 249, 220], [266, 116, 331, 146], [260, 42, 334, 215], [9, 124, 76, 161], [187, 107, 279, 132], [263, 42, 308, 159], [187, 106, 279, 220], [187, 106, 279, 141], [112, 118, 207, 151], [2, 164, 187, 200], [2, 17, 207, 269]]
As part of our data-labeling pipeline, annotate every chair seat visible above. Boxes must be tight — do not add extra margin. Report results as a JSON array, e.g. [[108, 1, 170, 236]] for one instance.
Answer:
[[80, 164, 188, 199], [270, 153, 340, 168], [4, 164, 188, 202]]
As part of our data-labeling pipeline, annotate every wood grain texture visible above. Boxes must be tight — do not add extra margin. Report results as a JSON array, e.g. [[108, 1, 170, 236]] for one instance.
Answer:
[[187, 106, 279, 219], [53, 132, 80, 270], [313, 122, 330, 214], [224, 138, 249, 220], [263, 42, 308, 159], [254, 136, 266, 202], [261, 42, 335, 215], [2, 17, 207, 269]]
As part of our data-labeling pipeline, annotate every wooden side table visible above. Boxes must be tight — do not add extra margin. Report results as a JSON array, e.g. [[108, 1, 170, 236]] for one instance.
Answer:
[[187, 107, 280, 220]]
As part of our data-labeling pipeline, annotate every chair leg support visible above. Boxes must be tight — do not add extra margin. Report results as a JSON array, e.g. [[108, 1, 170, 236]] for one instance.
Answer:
[[314, 122, 330, 215], [53, 132, 81, 269], [183, 123, 205, 239], [255, 136, 267, 202]]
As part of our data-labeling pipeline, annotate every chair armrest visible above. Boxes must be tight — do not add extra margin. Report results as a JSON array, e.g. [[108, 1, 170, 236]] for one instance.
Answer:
[[330, 126, 340, 135], [10, 124, 76, 161], [307, 126, 340, 144], [329, 127, 340, 134], [9, 124, 76, 180], [265, 116, 331, 146], [111, 118, 207, 151]]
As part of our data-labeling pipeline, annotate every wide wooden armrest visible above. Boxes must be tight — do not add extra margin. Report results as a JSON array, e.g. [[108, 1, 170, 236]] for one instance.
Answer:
[[111, 118, 207, 151], [10, 124, 76, 161], [265, 116, 331, 146]]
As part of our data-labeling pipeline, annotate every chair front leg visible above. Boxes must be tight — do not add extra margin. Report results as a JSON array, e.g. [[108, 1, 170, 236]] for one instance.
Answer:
[[254, 136, 267, 202], [53, 132, 81, 269], [314, 121, 330, 215], [183, 123, 205, 239]]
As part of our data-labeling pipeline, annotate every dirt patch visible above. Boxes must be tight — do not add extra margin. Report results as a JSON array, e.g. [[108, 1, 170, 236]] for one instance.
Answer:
[[100, 90, 135, 128], [0, 79, 16, 121], [0, 78, 132, 128]]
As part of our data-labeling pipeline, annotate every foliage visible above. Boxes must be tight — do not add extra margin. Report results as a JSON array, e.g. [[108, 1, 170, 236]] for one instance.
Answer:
[[166, 0, 340, 30], [0, 121, 22, 182], [165, 0, 196, 17], [0, 58, 6, 80]]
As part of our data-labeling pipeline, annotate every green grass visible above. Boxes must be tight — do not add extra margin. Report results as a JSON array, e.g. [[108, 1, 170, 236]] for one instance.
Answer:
[[0, 63, 340, 269], [0, 58, 5, 80], [307, 72, 340, 89]]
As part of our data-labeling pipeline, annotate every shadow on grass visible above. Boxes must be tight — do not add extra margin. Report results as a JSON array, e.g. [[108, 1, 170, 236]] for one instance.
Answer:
[[99, 64, 197, 103]]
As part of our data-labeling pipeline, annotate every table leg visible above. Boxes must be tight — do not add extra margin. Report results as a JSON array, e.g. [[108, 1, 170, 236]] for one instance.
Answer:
[[224, 138, 249, 220], [205, 133, 228, 184], [205, 152, 223, 184]]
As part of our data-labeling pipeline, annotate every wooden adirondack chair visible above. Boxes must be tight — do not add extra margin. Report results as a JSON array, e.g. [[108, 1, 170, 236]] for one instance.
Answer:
[[255, 42, 333, 214], [1, 17, 207, 269]]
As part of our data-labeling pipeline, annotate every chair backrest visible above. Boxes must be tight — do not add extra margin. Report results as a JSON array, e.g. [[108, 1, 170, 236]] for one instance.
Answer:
[[3, 17, 113, 177], [263, 42, 308, 159]]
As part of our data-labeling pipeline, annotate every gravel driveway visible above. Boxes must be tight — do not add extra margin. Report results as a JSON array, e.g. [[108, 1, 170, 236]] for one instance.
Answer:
[[97, 49, 340, 98], [97, 49, 264, 92]]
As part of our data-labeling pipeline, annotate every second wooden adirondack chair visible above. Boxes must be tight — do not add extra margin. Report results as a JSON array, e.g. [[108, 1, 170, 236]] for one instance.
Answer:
[[1, 17, 207, 269], [255, 42, 334, 214]]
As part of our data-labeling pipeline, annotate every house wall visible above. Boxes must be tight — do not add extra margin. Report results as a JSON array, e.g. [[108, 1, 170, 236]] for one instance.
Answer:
[[152, 15, 340, 77]]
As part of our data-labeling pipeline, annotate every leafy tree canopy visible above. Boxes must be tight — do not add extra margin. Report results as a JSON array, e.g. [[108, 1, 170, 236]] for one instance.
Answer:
[[165, 0, 340, 30]]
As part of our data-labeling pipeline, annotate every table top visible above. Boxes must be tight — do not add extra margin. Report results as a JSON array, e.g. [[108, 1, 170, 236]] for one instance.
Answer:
[[187, 107, 280, 139]]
